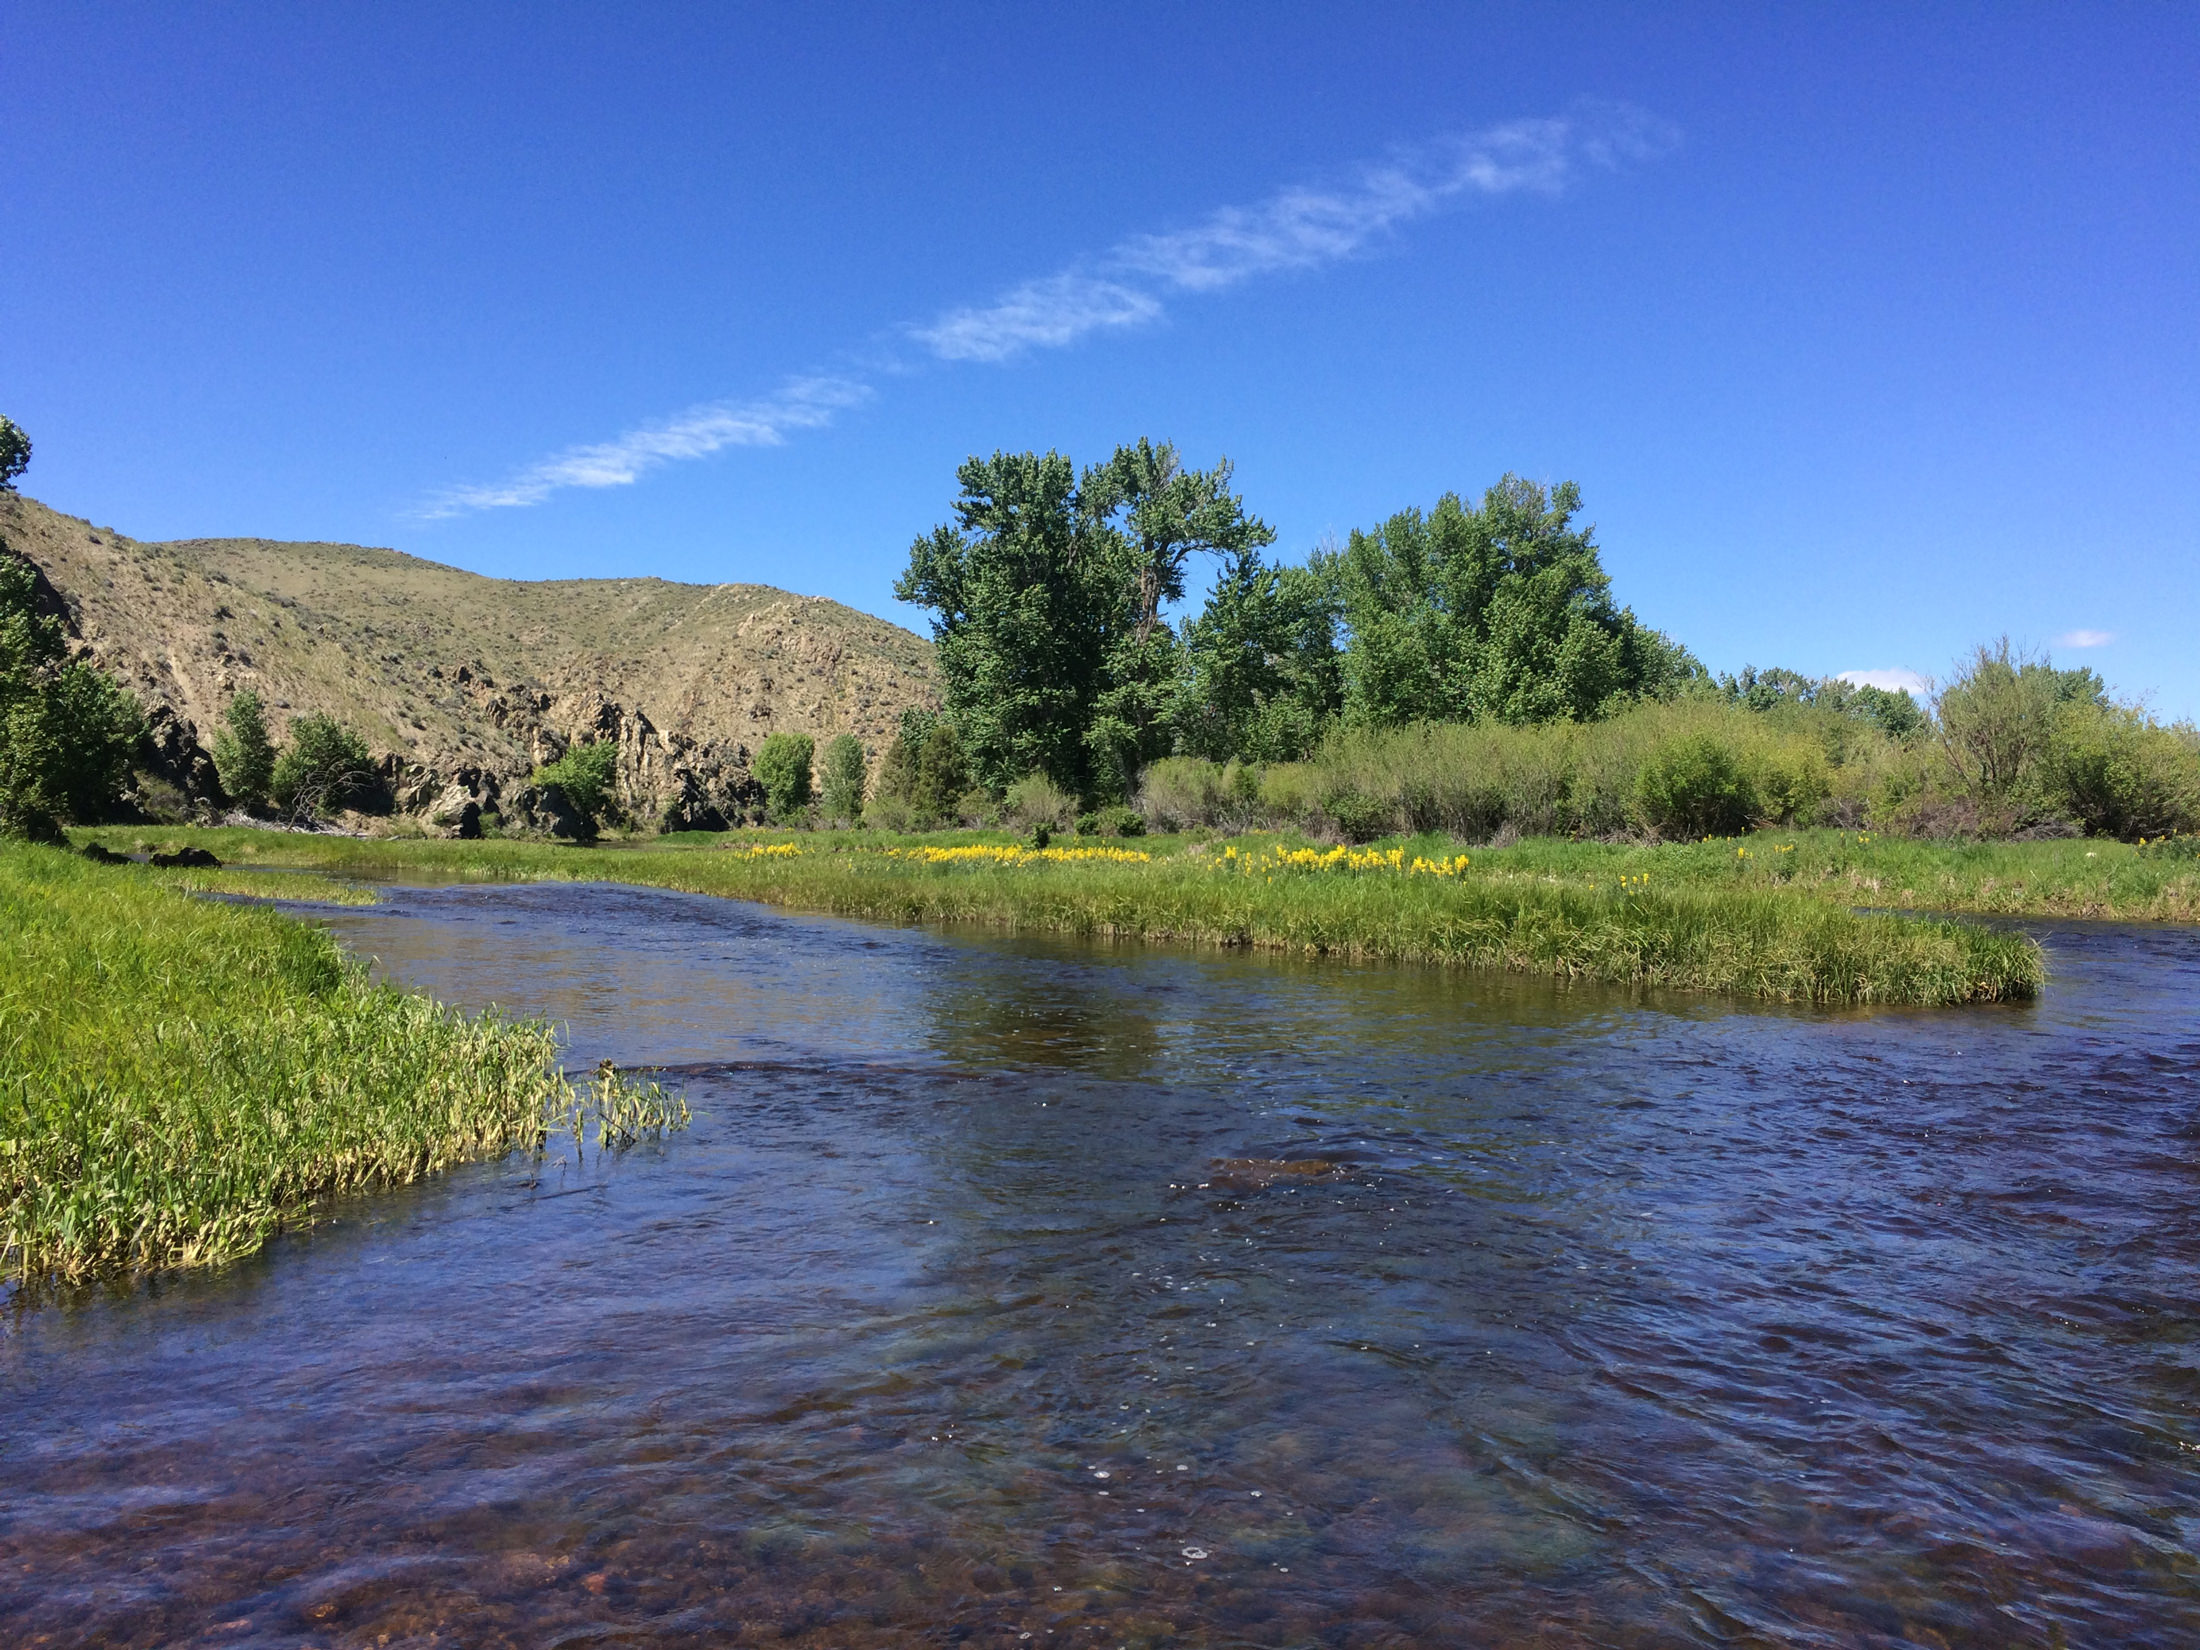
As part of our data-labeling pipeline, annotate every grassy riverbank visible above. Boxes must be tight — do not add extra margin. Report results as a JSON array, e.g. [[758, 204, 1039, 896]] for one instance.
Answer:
[[74, 825, 2059, 1006], [1, 844, 573, 1286]]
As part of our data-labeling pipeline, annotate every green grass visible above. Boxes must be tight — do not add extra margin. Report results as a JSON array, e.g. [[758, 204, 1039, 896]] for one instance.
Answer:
[[1, 844, 677, 1288], [73, 824, 2052, 1007]]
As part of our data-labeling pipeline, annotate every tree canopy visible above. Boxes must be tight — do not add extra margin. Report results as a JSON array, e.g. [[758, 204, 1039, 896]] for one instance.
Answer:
[[754, 731, 816, 821], [899, 452, 1727, 798], [1171, 547, 1340, 762], [1322, 475, 1702, 727], [271, 713, 379, 821], [0, 418, 30, 495], [895, 442, 1273, 799], [211, 688, 276, 812], [1, 552, 143, 839]]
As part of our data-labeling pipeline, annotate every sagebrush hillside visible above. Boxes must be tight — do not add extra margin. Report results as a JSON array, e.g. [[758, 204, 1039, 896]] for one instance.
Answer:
[[0, 492, 938, 824]]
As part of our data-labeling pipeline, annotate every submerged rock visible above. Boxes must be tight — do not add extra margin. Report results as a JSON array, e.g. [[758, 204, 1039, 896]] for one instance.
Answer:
[[1205, 1158, 1345, 1192]]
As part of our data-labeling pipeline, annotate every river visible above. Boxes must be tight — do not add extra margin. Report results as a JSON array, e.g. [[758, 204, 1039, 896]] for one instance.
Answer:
[[4, 881, 2198, 1646]]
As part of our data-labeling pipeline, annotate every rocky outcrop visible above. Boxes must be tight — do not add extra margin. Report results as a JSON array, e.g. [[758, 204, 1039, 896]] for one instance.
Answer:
[[135, 704, 226, 810]]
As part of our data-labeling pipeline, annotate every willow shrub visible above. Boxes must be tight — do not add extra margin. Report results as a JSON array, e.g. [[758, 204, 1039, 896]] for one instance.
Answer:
[[2043, 704, 2200, 840], [1145, 701, 1848, 841], [0, 845, 570, 1284]]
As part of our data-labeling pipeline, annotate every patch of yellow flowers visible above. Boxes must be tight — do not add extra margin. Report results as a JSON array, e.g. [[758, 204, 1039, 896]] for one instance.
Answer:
[[886, 843, 1154, 867], [1219, 843, 1472, 878]]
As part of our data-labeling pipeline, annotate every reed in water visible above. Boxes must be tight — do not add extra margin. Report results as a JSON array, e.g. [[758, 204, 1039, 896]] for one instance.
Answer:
[[0, 844, 680, 1287]]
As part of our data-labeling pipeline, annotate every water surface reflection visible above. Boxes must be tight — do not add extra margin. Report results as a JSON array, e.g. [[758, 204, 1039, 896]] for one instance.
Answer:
[[3, 883, 2197, 1646]]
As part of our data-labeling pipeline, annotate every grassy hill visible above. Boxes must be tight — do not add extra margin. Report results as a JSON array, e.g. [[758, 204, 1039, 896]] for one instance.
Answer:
[[0, 492, 938, 826]]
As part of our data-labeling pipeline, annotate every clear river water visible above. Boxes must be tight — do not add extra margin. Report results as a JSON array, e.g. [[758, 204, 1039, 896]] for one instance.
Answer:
[[3, 881, 2199, 1647]]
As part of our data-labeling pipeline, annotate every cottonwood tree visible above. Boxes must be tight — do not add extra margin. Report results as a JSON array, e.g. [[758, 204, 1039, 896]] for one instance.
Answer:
[[1079, 440, 1274, 794], [211, 688, 276, 812], [1171, 546, 1341, 762], [895, 450, 1131, 797], [1325, 475, 1701, 727], [271, 713, 379, 822], [818, 733, 869, 823], [897, 441, 1272, 800]]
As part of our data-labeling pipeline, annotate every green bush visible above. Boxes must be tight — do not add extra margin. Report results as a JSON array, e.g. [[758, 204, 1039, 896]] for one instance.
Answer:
[[870, 712, 972, 827], [2135, 831, 2200, 862], [1093, 802, 1145, 837], [2044, 703, 2200, 839], [529, 739, 620, 832], [1635, 732, 1760, 838], [272, 715, 381, 820], [1004, 770, 1075, 829], [1321, 787, 1394, 843], [1136, 756, 1264, 832], [211, 688, 276, 812], [817, 733, 868, 823], [754, 731, 816, 822]]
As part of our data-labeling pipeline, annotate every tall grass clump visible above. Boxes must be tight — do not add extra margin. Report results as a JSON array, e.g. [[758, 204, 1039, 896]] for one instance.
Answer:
[[0, 844, 573, 1285]]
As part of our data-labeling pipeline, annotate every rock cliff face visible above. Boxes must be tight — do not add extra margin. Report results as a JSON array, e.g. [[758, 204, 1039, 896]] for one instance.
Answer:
[[1, 492, 939, 829]]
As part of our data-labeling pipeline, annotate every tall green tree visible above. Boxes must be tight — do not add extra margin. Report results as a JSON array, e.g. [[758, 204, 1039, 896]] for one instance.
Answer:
[[753, 731, 816, 821], [0, 418, 30, 494], [211, 687, 276, 812], [1172, 547, 1341, 761], [895, 450, 1131, 796], [1325, 475, 1702, 727], [0, 553, 144, 839], [1079, 441, 1274, 795], [1080, 439, 1276, 645], [897, 442, 1275, 800], [818, 733, 869, 823]]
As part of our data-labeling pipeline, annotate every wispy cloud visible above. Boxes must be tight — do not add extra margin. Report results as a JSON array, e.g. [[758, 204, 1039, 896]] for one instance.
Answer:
[[2055, 629, 2114, 649], [1839, 667, 1932, 696], [417, 376, 871, 519], [422, 104, 1673, 515], [912, 103, 1676, 363]]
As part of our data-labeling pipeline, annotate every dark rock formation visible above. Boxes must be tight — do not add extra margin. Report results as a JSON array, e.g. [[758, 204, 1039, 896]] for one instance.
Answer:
[[149, 846, 222, 868]]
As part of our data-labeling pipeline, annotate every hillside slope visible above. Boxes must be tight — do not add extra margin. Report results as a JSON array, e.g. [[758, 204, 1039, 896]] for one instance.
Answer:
[[0, 492, 938, 827]]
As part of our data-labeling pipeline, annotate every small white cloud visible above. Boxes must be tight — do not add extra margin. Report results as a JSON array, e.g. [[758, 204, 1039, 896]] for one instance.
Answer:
[[1838, 668, 1931, 696], [913, 274, 1164, 364], [2055, 629, 2114, 649], [418, 376, 871, 518]]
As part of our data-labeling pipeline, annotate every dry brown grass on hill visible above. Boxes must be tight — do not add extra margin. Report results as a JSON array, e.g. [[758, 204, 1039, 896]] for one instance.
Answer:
[[0, 492, 938, 825]]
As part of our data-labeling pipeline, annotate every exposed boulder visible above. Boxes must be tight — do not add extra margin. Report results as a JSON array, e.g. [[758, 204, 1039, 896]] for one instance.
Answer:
[[149, 846, 222, 868], [509, 782, 592, 842]]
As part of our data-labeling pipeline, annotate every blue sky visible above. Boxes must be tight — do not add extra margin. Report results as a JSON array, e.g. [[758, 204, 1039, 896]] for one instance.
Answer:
[[7, 4, 2196, 713]]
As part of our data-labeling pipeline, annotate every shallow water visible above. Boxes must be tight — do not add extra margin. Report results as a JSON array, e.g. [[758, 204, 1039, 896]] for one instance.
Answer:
[[4, 883, 2199, 1648]]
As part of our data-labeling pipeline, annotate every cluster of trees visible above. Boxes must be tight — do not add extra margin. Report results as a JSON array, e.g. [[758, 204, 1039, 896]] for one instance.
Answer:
[[892, 445, 1709, 810], [0, 553, 144, 840], [209, 688, 380, 821], [1926, 640, 2195, 839]]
